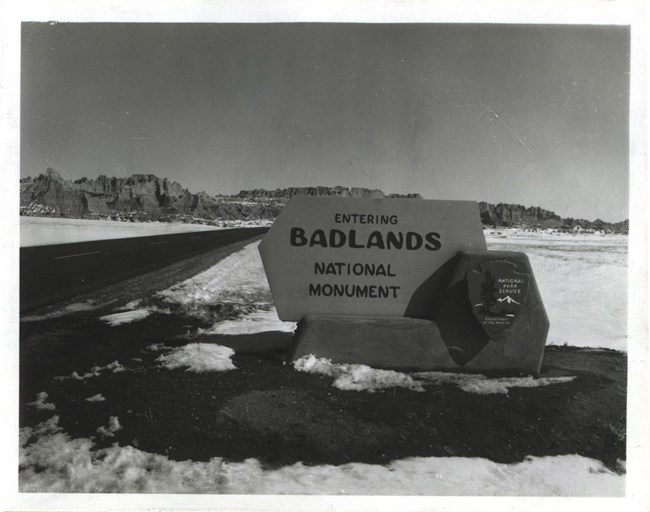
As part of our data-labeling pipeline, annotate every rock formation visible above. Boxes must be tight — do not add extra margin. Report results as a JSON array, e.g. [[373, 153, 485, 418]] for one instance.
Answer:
[[19, 168, 628, 233]]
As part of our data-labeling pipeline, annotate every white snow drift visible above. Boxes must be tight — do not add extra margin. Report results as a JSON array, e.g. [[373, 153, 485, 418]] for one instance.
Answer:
[[157, 241, 271, 310], [96, 416, 122, 438], [198, 307, 296, 335], [54, 360, 127, 381], [294, 355, 576, 394], [85, 394, 106, 403], [100, 309, 152, 326], [21, 301, 98, 322], [485, 228, 627, 351], [157, 343, 236, 372], [26, 392, 56, 411], [19, 416, 624, 495]]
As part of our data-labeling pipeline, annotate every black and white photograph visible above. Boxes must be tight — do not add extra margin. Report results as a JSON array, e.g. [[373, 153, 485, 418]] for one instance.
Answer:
[[1, 0, 647, 509]]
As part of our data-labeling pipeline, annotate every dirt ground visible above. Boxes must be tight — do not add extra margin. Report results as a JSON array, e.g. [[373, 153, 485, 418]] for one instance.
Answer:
[[20, 308, 626, 473]]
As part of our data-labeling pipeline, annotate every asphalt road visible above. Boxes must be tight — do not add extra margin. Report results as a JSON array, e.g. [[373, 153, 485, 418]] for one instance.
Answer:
[[20, 227, 268, 313]]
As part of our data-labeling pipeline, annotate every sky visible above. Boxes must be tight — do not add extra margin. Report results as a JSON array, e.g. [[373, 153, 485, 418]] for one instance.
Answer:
[[21, 23, 630, 222]]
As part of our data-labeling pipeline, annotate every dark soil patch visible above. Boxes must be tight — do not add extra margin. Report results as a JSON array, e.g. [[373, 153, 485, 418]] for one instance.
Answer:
[[20, 310, 627, 471]]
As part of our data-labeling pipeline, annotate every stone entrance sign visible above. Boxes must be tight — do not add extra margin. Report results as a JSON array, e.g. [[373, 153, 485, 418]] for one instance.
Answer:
[[259, 197, 486, 321], [259, 198, 549, 374]]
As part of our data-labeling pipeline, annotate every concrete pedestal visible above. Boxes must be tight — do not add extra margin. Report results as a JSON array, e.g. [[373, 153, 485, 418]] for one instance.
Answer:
[[291, 315, 455, 371]]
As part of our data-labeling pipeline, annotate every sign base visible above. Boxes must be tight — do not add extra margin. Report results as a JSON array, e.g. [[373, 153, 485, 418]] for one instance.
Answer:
[[291, 315, 456, 371]]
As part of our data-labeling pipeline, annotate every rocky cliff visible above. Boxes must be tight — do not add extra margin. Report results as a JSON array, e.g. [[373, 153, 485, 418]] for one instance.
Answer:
[[20, 169, 88, 217], [236, 187, 422, 200], [19, 168, 628, 233], [478, 202, 563, 228], [20, 169, 284, 222], [477, 202, 628, 232]]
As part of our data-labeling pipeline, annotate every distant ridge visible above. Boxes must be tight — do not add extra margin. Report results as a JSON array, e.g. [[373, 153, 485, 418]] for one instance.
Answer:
[[236, 187, 422, 200], [20, 168, 628, 233]]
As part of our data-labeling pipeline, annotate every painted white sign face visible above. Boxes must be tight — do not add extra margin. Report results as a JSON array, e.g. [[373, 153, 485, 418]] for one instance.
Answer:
[[259, 197, 486, 321]]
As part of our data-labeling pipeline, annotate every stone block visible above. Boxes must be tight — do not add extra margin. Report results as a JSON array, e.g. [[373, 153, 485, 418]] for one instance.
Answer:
[[291, 315, 455, 371]]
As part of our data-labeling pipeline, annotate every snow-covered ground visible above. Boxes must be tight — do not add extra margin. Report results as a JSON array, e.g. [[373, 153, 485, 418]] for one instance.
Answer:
[[157, 240, 273, 314], [485, 228, 627, 351], [19, 225, 629, 495], [19, 216, 272, 246], [19, 415, 623, 495]]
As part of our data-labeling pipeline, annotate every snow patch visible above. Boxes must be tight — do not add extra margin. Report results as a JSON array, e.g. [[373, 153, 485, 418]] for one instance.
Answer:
[[485, 230, 627, 351], [19, 418, 624, 495], [413, 372, 576, 394], [85, 394, 106, 403], [157, 344, 236, 373], [248, 454, 623, 496], [20, 414, 61, 439], [21, 301, 98, 322], [27, 392, 56, 411], [294, 355, 424, 392], [96, 416, 122, 438], [20, 216, 223, 247], [145, 343, 175, 352], [294, 356, 576, 394], [118, 299, 143, 310], [199, 307, 296, 335], [156, 242, 271, 317], [100, 308, 152, 326], [54, 360, 127, 381]]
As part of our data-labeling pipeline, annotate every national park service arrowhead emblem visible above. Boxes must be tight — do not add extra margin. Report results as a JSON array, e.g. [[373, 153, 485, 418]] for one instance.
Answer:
[[466, 260, 529, 342]]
